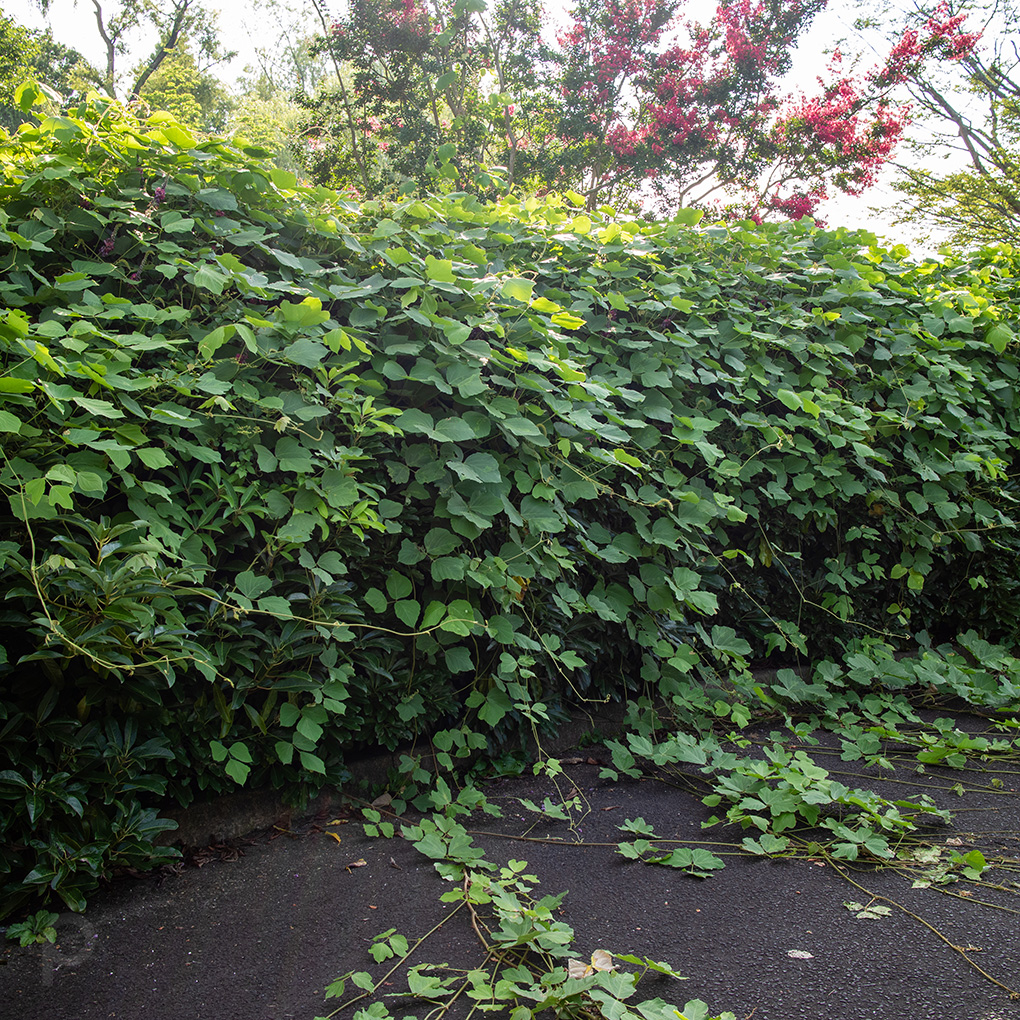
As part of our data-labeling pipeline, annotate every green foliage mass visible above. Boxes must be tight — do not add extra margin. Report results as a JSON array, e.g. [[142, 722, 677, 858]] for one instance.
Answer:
[[1, 85, 1019, 919]]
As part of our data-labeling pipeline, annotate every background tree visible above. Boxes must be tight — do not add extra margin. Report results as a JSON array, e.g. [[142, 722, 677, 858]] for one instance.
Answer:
[[300, 0, 980, 218], [228, 0, 335, 171], [134, 35, 232, 130], [241, 0, 333, 95], [1, 14, 43, 124], [26, 0, 232, 100], [855, 0, 1020, 247], [0, 12, 90, 127], [299, 0, 556, 197]]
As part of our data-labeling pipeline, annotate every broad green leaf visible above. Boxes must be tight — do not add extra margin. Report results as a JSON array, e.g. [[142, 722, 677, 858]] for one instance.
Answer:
[[431, 417, 476, 443], [386, 571, 413, 600], [236, 571, 272, 599], [440, 599, 480, 635], [550, 311, 586, 330], [673, 208, 704, 226], [425, 528, 461, 555], [394, 599, 421, 628], [425, 256, 456, 283], [0, 409, 22, 433], [278, 297, 330, 326], [987, 323, 1012, 354], [502, 417, 543, 437], [192, 265, 229, 294], [476, 686, 512, 726], [395, 408, 435, 434], [299, 751, 326, 775], [258, 596, 293, 616], [224, 759, 250, 785], [502, 278, 534, 303], [444, 646, 473, 673], [284, 337, 328, 367], [520, 495, 564, 533], [199, 325, 235, 359], [776, 389, 802, 411]]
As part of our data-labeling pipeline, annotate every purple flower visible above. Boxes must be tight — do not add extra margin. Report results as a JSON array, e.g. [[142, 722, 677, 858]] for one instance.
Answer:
[[99, 236, 116, 257], [153, 186, 166, 205]]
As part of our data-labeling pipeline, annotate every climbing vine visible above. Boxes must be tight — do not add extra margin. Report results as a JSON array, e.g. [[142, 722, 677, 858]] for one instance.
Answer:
[[1, 84, 1019, 920]]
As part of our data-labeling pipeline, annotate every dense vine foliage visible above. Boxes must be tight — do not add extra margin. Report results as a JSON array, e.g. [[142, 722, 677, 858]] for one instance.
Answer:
[[0, 86, 1018, 919]]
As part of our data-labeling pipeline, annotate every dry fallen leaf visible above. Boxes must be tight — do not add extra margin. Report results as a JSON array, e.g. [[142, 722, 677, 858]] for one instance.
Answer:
[[327, 832, 342, 845], [372, 792, 393, 808], [345, 858, 368, 872], [787, 950, 814, 960], [567, 960, 590, 980], [568, 950, 617, 978]]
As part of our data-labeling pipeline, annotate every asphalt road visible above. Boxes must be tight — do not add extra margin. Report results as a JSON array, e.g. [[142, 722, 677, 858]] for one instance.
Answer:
[[3, 724, 1020, 1020]]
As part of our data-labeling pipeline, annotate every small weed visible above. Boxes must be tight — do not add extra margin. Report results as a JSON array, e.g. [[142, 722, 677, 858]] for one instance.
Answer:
[[4, 909, 59, 947]]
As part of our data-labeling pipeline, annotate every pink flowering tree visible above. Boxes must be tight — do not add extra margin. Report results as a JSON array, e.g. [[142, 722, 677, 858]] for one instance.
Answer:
[[554, 0, 979, 217], [302, 0, 980, 220]]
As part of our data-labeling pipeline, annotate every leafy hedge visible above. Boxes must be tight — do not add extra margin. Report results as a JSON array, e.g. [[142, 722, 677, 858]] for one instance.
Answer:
[[1, 86, 1018, 918]]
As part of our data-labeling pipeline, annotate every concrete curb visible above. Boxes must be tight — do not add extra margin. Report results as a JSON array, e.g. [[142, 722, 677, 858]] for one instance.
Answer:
[[164, 700, 628, 847]]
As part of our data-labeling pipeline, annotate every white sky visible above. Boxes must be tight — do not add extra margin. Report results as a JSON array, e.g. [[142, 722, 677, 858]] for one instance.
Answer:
[[4, 0, 925, 245]]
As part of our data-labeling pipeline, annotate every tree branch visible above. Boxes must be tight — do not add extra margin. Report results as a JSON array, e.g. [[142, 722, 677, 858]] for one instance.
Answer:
[[91, 0, 117, 97], [130, 0, 191, 100]]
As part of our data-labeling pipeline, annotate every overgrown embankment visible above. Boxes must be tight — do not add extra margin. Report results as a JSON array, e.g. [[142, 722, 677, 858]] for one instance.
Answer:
[[1, 86, 1019, 919]]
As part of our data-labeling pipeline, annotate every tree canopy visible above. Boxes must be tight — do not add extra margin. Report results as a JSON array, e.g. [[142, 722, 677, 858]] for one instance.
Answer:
[[865, 0, 1020, 247], [300, 0, 980, 220], [2, 0, 1010, 238], [0, 11, 87, 128]]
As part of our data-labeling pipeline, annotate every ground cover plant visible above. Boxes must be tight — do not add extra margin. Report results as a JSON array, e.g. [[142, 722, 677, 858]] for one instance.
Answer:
[[318, 819, 735, 1020], [316, 679, 1020, 1019], [1, 83, 1020, 936]]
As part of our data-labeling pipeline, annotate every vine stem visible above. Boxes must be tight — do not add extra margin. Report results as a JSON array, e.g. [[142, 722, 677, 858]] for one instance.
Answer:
[[829, 861, 1020, 999], [322, 899, 469, 1019]]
